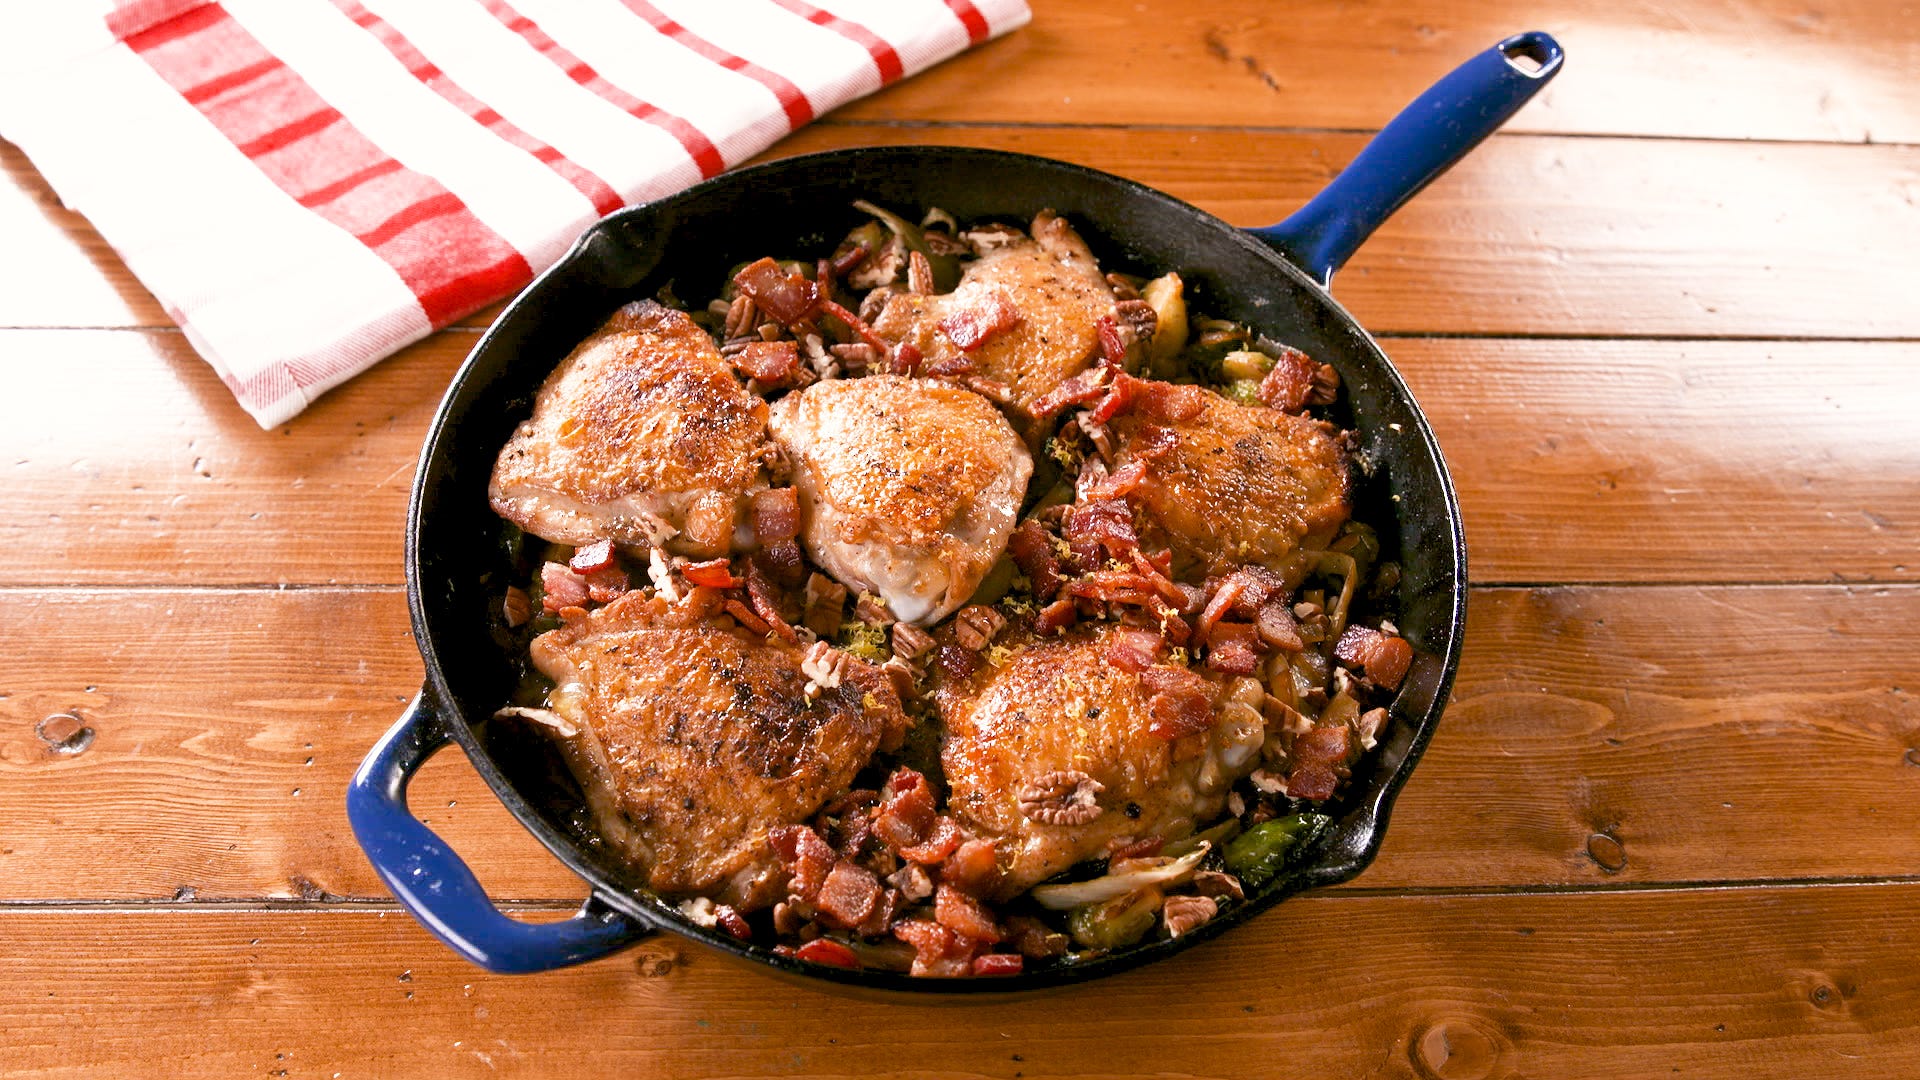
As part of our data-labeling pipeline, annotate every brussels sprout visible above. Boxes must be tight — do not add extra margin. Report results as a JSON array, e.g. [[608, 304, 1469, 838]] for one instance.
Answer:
[[853, 200, 960, 292], [1141, 273, 1189, 374], [1067, 887, 1164, 950], [1223, 814, 1328, 890]]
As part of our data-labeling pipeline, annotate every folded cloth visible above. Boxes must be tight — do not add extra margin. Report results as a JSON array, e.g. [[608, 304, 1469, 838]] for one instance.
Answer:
[[0, 0, 1028, 426]]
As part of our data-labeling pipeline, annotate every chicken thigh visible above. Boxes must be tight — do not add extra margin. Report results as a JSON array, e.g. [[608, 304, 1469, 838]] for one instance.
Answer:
[[936, 626, 1268, 900], [870, 211, 1116, 430], [523, 591, 910, 910], [1108, 380, 1352, 578], [768, 375, 1032, 626], [490, 301, 769, 557]]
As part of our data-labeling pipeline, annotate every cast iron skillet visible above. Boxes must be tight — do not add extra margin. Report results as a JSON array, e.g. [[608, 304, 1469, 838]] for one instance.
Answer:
[[347, 32, 1562, 992]]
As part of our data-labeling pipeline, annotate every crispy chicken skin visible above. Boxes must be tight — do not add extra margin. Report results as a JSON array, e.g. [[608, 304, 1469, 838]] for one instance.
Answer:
[[1109, 382, 1352, 577], [871, 211, 1116, 428], [769, 375, 1032, 626], [527, 592, 910, 910], [936, 627, 1267, 900], [490, 301, 769, 557]]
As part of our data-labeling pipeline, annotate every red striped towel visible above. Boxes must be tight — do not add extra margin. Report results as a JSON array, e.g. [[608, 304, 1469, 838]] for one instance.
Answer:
[[0, 0, 1029, 426]]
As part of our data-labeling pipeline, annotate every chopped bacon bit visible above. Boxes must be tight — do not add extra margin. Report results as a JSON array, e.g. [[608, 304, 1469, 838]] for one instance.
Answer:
[[873, 769, 937, 848], [1257, 599, 1305, 653], [743, 563, 798, 642], [1107, 835, 1165, 860], [681, 558, 740, 589], [792, 937, 860, 969], [890, 342, 924, 376], [1333, 625, 1415, 690], [939, 287, 1023, 351], [1154, 604, 1194, 647], [583, 563, 629, 604], [1095, 314, 1127, 369], [751, 487, 801, 544], [1081, 458, 1148, 500], [1132, 378, 1209, 423], [1205, 624, 1263, 675], [772, 825, 837, 903], [830, 243, 870, 277], [540, 562, 590, 612], [1005, 916, 1069, 959], [1139, 664, 1206, 697], [936, 643, 984, 681], [815, 861, 884, 930], [1034, 597, 1080, 635], [891, 919, 977, 978], [934, 885, 1004, 944], [1008, 520, 1065, 601], [714, 905, 753, 942], [568, 539, 615, 574], [971, 953, 1024, 976], [1286, 763, 1340, 801], [924, 352, 977, 377], [733, 257, 821, 325], [899, 816, 964, 865], [1256, 345, 1319, 412], [1149, 685, 1216, 738], [1104, 626, 1166, 672], [941, 839, 1002, 897], [1090, 372, 1140, 423], [1066, 498, 1141, 562], [732, 340, 807, 387], [1197, 576, 1248, 640], [753, 538, 806, 587], [722, 598, 770, 635], [820, 298, 892, 354], [1028, 366, 1111, 421]]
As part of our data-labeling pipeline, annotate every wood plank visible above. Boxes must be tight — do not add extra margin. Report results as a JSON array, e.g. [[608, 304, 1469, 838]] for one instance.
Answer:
[[834, 0, 1920, 144], [2, 884, 1917, 1078], [1, 332, 1910, 587], [12, 129, 1920, 340], [1, 585, 1912, 901]]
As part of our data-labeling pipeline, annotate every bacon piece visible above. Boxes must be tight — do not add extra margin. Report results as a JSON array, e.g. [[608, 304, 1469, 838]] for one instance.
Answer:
[[1005, 916, 1068, 960], [751, 487, 800, 544], [568, 539, 615, 574], [1333, 625, 1415, 690], [1008, 521, 1065, 601], [772, 824, 836, 902], [872, 769, 937, 850], [936, 643, 984, 680], [1148, 685, 1215, 739], [899, 816, 964, 865], [939, 286, 1023, 351], [753, 539, 806, 587], [1104, 626, 1167, 672], [540, 562, 590, 612], [1064, 569, 1164, 607], [941, 839, 1002, 897], [1034, 597, 1079, 635], [742, 562, 798, 642], [1066, 498, 1141, 562], [1204, 622, 1263, 675], [815, 861, 883, 930], [732, 340, 807, 387], [732, 257, 821, 325], [890, 342, 923, 376], [971, 953, 1024, 976], [714, 905, 753, 942], [1257, 599, 1304, 653], [1287, 724, 1355, 801], [583, 563, 628, 603], [1131, 378, 1208, 423], [722, 598, 770, 635], [1080, 459, 1148, 501], [934, 885, 1004, 943], [1256, 345, 1319, 412], [923, 352, 977, 377], [830, 244, 870, 277], [792, 938, 860, 969], [1095, 314, 1127, 369], [1028, 366, 1111, 421], [681, 558, 740, 589], [892, 919, 978, 978], [820, 297, 893, 355]]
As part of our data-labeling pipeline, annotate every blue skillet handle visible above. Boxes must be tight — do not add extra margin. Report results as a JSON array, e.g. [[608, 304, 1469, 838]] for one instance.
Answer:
[[1248, 31, 1564, 286], [347, 689, 652, 973]]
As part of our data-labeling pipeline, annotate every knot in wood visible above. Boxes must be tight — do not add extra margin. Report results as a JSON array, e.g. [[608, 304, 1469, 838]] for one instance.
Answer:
[[1018, 770, 1105, 825]]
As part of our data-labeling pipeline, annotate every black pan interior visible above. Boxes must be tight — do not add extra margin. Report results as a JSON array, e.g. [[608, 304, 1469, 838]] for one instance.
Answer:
[[407, 146, 1467, 992]]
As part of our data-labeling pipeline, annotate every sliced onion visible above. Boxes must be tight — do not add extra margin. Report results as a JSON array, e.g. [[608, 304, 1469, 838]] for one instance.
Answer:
[[1029, 843, 1210, 910], [493, 706, 577, 738]]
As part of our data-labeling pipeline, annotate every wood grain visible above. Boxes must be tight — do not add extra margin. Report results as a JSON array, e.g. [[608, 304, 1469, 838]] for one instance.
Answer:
[[3, 883, 1917, 1079], [2, 585, 1911, 901], [835, 0, 1920, 144], [1, 332, 1910, 588], [9, 129, 1919, 339]]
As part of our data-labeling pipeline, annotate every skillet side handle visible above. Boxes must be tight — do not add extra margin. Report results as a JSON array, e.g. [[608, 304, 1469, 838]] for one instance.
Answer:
[[346, 689, 652, 973], [1249, 31, 1564, 286]]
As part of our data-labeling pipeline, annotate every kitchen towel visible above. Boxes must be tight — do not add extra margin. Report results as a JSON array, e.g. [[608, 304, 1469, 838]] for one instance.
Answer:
[[0, 0, 1029, 426]]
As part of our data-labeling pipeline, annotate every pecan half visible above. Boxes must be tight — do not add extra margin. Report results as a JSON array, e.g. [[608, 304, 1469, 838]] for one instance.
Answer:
[[953, 605, 1007, 650], [907, 250, 935, 295], [1162, 894, 1219, 938], [800, 640, 849, 692], [1018, 770, 1105, 826], [1192, 870, 1245, 902], [891, 621, 935, 660], [723, 294, 759, 340]]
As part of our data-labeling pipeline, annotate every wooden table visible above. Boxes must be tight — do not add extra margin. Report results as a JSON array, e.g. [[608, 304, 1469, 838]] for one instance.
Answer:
[[4, 2, 1917, 1076]]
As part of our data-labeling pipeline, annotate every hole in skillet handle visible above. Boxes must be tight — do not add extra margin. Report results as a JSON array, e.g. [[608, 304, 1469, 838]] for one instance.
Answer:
[[1498, 31, 1564, 78]]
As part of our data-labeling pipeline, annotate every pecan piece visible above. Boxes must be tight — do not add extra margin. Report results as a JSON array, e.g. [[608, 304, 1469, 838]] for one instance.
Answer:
[[800, 640, 850, 692], [723, 294, 759, 340], [891, 621, 935, 661], [1161, 894, 1218, 938], [953, 605, 1007, 650], [1018, 770, 1105, 826]]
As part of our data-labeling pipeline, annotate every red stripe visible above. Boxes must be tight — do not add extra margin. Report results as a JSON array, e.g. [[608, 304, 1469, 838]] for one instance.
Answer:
[[943, 0, 991, 44], [614, 0, 814, 129], [764, 0, 903, 84], [107, 1, 220, 45], [330, 0, 623, 216], [480, 0, 725, 178], [116, 3, 532, 327], [180, 55, 278, 104]]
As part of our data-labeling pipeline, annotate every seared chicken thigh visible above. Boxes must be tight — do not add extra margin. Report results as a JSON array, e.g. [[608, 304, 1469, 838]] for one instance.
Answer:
[[490, 301, 769, 557], [525, 592, 910, 910], [1108, 381, 1351, 578], [936, 626, 1267, 900], [871, 211, 1116, 428], [769, 376, 1032, 626]]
